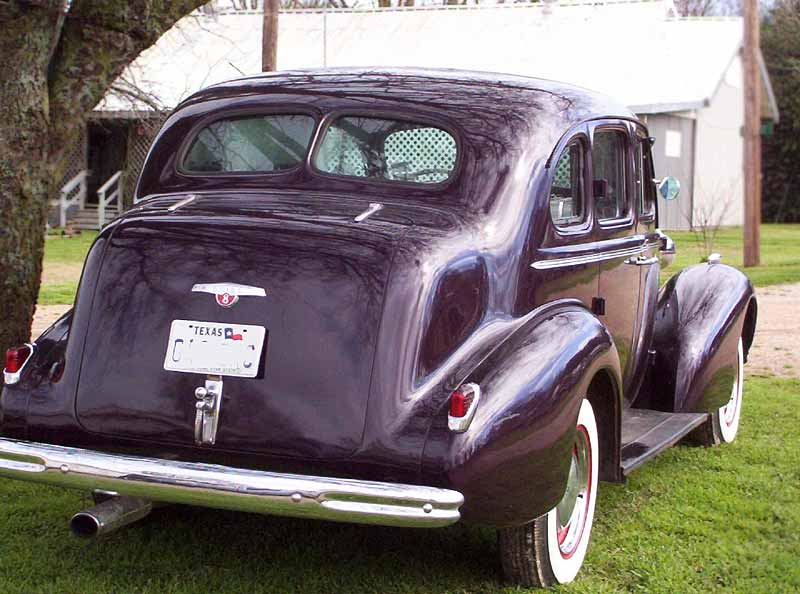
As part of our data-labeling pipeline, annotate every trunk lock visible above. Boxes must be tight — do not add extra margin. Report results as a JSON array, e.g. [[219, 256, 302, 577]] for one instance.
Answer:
[[194, 376, 223, 446]]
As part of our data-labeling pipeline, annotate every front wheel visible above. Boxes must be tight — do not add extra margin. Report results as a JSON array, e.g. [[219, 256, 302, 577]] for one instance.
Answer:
[[696, 337, 744, 445], [498, 398, 599, 587]]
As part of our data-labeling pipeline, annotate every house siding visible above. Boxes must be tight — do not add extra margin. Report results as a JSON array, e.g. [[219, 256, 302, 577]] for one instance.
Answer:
[[640, 113, 696, 231], [692, 54, 745, 229]]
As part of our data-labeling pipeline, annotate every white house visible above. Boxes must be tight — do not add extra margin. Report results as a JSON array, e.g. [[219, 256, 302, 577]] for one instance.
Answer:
[[70, 0, 779, 231]]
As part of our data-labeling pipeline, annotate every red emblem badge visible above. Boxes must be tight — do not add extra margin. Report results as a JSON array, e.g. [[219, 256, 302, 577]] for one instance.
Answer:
[[215, 292, 239, 308]]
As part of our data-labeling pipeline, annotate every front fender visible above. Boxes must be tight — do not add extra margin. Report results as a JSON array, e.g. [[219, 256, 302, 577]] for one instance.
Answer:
[[421, 302, 621, 527], [647, 262, 756, 414]]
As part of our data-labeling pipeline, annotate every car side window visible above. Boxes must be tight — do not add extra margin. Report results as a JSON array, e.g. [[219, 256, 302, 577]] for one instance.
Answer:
[[549, 140, 586, 228], [592, 130, 628, 222], [635, 136, 656, 217]]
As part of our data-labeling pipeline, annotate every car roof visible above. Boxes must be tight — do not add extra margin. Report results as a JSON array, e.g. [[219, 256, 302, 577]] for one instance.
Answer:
[[181, 67, 636, 132]]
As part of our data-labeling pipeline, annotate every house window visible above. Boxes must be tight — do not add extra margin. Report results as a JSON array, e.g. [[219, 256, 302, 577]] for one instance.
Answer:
[[593, 130, 628, 222], [664, 130, 682, 158], [549, 140, 586, 227]]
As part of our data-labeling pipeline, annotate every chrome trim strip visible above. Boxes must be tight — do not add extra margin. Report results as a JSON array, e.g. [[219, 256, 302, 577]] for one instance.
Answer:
[[531, 241, 660, 270], [625, 255, 660, 266], [2, 342, 35, 385], [354, 202, 383, 223], [0, 438, 463, 528], [167, 194, 197, 212], [191, 283, 266, 297]]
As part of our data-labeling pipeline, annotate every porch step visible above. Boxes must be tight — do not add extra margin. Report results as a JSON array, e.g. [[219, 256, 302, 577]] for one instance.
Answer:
[[68, 206, 122, 230], [620, 408, 708, 476]]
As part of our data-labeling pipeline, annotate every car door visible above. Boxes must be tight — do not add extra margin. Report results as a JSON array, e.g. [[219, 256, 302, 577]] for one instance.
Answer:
[[591, 123, 648, 403], [626, 125, 663, 407], [524, 128, 599, 311]]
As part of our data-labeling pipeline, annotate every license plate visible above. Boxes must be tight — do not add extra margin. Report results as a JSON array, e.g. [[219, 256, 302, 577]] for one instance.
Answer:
[[163, 320, 265, 378]]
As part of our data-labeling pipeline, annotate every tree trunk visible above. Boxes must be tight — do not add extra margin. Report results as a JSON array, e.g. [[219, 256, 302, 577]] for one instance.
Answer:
[[0, 0, 208, 358], [0, 2, 61, 353]]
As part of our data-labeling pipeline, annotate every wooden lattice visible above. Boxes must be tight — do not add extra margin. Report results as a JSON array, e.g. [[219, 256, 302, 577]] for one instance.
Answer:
[[55, 127, 88, 202], [124, 113, 168, 204]]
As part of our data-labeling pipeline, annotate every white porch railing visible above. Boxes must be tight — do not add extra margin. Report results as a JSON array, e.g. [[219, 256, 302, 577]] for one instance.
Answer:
[[97, 170, 123, 228], [59, 170, 88, 228]]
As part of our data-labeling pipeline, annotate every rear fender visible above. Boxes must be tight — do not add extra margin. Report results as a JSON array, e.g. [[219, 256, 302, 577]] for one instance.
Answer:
[[422, 302, 622, 527], [646, 262, 756, 413], [2, 232, 109, 443], [0, 310, 72, 438]]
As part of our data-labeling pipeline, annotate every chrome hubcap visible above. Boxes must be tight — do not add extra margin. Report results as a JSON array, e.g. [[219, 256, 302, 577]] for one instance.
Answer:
[[556, 426, 591, 557]]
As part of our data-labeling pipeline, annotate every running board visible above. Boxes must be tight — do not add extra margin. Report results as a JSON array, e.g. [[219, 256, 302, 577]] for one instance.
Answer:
[[620, 409, 708, 476]]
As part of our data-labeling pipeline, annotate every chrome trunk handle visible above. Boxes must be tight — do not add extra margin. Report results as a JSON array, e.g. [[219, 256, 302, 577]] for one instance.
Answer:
[[194, 376, 223, 446]]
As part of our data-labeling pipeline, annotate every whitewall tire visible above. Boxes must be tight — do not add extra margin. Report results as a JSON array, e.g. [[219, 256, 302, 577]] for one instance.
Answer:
[[498, 398, 599, 587], [715, 337, 744, 443]]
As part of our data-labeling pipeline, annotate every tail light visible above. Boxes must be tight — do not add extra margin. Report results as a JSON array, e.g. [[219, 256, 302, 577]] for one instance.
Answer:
[[448, 383, 481, 433], [4, 344, 34, 385]]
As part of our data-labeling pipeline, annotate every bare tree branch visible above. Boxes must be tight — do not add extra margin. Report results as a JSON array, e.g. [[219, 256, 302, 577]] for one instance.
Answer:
[[46, 0, 208, 174]]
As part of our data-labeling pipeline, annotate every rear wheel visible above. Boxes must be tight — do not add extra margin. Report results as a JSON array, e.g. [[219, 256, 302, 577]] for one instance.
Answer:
[[498, 398, 599, 587]]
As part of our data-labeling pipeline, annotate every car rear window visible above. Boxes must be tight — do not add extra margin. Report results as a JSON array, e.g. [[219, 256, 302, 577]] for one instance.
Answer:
[[314, 117, 458, 185], [183, 114, 316, 173]]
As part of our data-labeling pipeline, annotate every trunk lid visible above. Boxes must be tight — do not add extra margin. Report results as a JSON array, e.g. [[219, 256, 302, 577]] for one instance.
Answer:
[[75, 194, 410, 460]]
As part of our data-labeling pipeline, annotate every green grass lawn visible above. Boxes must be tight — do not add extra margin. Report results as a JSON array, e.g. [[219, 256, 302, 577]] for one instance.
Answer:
[[43, 231, 98, 264], [664, 224, 800, 287], [38, 225, 800, 306], [38, 232, 98, 306], [0, 376, 797, 593]]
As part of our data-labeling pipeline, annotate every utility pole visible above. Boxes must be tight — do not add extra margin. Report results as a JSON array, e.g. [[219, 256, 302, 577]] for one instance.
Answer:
[[262, 0, 279, 72], [743, 0, 761, 267]]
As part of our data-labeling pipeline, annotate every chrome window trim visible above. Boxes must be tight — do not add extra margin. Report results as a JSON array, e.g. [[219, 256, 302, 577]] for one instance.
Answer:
[[531, 241, 660, 270]]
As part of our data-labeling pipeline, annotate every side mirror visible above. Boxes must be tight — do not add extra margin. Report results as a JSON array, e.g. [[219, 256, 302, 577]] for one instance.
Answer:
[[656, 176, 680, 201]]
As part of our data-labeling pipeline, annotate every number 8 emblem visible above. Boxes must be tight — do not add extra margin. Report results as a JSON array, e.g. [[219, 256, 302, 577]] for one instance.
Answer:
[[215, 292, 239, 308]]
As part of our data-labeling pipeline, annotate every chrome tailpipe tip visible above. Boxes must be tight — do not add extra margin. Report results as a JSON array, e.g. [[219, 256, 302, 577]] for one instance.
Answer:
[[69, 496, 153, 539], [70, 512, 102, 538]]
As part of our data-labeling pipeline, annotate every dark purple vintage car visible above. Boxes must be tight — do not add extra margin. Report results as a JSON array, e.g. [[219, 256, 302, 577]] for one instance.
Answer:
[[1, 69, 756, 587]]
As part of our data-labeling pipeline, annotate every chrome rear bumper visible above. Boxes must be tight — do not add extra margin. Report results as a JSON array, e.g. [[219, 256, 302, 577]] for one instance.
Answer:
[[0, 438, 463, 528]]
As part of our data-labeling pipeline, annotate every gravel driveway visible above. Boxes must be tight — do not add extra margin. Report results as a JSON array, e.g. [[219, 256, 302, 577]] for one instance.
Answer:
[[30, 283, 800, 379]]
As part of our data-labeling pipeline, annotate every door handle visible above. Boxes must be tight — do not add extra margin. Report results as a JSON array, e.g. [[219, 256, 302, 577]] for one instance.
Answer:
[[625, 255, 659, 266]]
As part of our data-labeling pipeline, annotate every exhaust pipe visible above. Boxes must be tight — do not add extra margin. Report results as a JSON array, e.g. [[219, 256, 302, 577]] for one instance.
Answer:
[[70, 496, 152, 538]]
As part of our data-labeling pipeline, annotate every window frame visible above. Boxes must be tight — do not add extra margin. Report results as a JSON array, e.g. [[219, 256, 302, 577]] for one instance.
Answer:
[[591, 124, 634, 229], [176, 106, 320, 178], [309, 110, 463, 190], [633, 126, 657, 222], [546, 136, 592, 235]]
